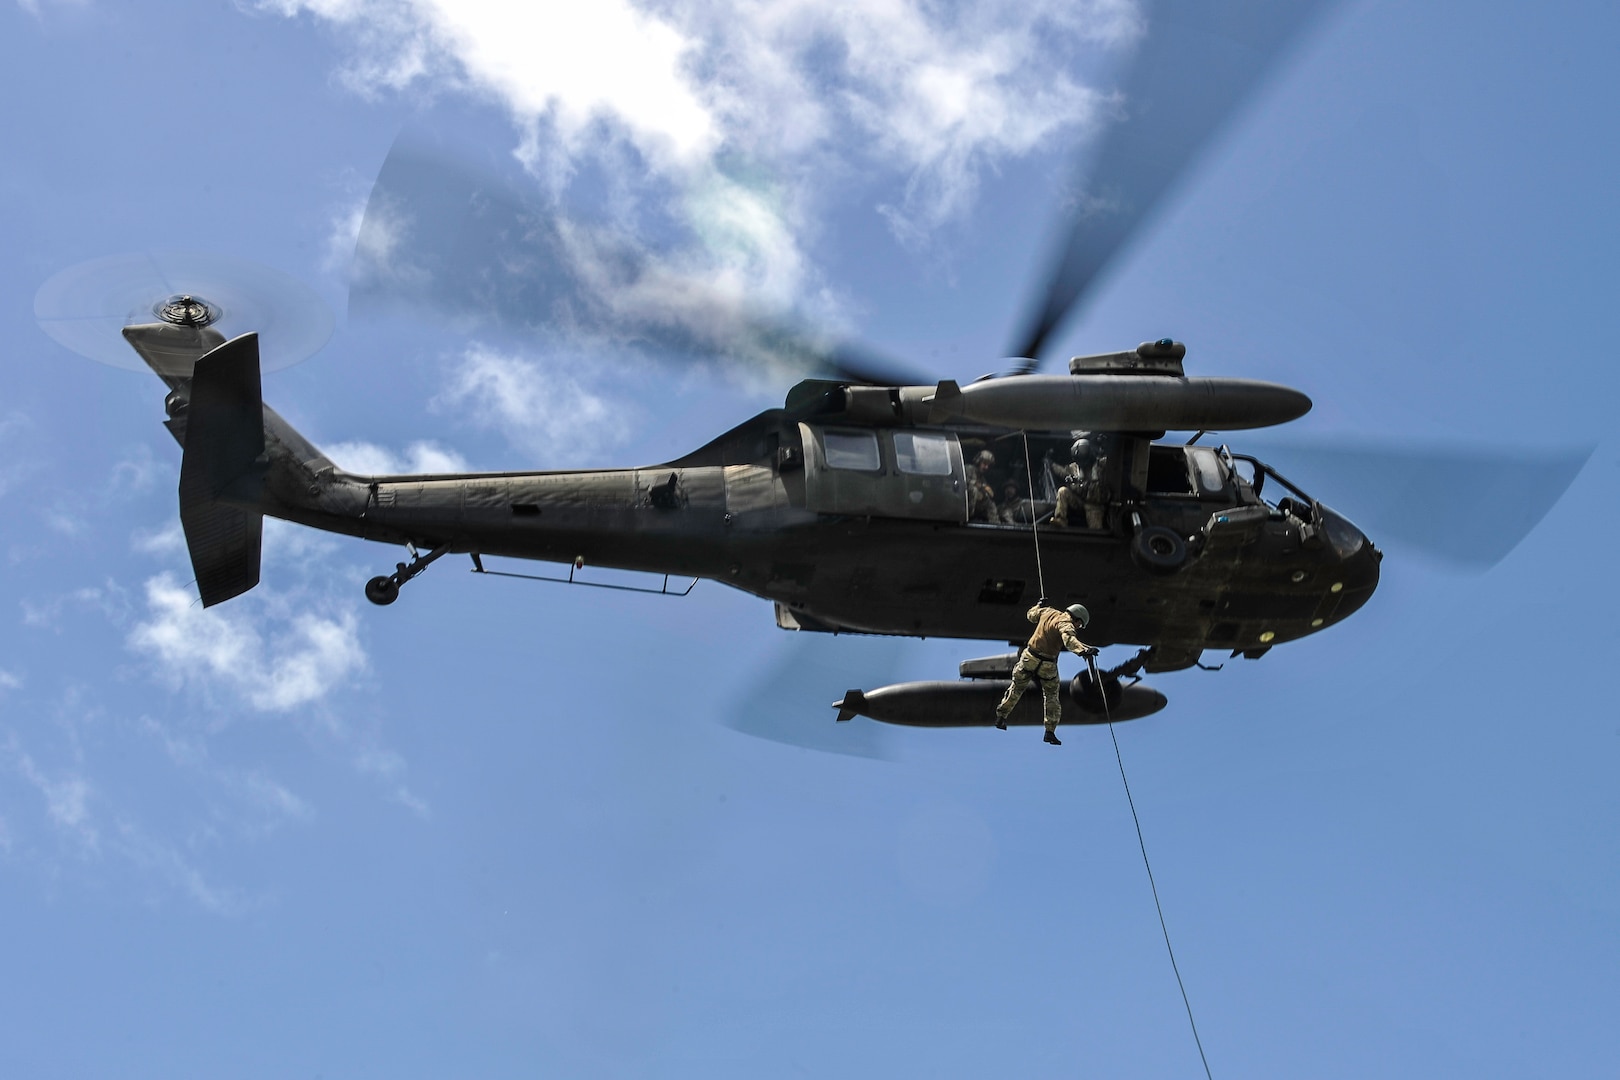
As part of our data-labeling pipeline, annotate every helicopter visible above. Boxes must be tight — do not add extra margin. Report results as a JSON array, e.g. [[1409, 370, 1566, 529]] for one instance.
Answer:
[[33, 0, 1583, 745], [76, 292, 1368, 738]]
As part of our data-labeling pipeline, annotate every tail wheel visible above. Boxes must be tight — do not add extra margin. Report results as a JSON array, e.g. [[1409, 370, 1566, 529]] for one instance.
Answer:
[[1131, 525, 1188, 574], [365, 575, 401, 606]]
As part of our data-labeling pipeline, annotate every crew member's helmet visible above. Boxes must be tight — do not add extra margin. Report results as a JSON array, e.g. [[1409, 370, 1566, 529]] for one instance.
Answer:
[[1071, 438, 1097, 466], [975, 449, 996, 467], [1066, 603, 1091, 628]]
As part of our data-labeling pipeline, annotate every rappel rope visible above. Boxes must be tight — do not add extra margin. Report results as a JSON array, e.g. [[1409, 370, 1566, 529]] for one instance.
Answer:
[[1090, 654, 1215, 1080], [1019, 429, 1210, 1078], [1019, 431, 1047, 598]]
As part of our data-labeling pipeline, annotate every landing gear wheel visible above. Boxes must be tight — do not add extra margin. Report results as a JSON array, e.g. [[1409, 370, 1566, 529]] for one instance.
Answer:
[[1131, 525, 1188, 574], [364, 542, 452, 606], [365, 575, 400, 606]]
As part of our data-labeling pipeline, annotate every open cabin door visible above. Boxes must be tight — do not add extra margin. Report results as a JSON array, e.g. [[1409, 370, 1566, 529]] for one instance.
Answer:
[[799, 423, 968, 522]]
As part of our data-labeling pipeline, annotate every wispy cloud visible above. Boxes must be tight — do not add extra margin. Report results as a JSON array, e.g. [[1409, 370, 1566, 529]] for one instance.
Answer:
[[113, 820, 243, 913], [136, 714, 316, 833], [6, 737, 98, 850], [21, 581, 131, 630], [355, 746, 429, 818], [107, 445, 166, 497], [127, 573, 367, 712], [323, 438, 468, 475], [268, 0, 718, 160], [276, 0, 1139, 331], [0, 410, 37, 502], [436, 342, 622, 465], [132, 519, 186, 558], [2, 726, 250, 911]]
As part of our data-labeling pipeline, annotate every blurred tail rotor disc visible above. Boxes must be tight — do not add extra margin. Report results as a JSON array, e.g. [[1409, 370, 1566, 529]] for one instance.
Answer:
[[35, 251, 335, 372]]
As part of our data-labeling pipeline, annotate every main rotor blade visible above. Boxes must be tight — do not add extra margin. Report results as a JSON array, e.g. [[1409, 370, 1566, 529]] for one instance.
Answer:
[[720, 633, 908, 760], [1010, 0, 1340, 363], [1252, 441, 1593, 569], [350, 140, 924, 387]]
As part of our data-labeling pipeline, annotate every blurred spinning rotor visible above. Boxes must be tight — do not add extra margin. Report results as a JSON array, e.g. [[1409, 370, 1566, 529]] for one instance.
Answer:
[[35, 251, 334, 372]]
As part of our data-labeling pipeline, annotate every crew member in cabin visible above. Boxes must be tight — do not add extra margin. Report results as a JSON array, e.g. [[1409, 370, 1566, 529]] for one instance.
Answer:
[[967, 449, 999, 521], [1051, 438, 1109, 529]]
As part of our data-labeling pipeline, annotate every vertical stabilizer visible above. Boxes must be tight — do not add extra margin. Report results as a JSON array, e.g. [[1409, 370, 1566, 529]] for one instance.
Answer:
[[178, 333, 265, 607]]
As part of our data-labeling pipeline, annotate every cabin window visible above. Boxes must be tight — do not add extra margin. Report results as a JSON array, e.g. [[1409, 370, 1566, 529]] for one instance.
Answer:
[[1146, 445, 1195, 495], [822, 429, 882, 471], [1188, 447, 1227, 495], [892, 432, 953, 476]]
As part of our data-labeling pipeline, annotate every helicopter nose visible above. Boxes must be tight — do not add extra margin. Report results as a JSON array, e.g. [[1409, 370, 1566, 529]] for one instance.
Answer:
[[1315, 503, 1380, 623]]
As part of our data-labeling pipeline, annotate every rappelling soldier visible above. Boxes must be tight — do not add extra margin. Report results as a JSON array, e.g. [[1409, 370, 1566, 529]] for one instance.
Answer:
[[994, 601, 1098, 745]]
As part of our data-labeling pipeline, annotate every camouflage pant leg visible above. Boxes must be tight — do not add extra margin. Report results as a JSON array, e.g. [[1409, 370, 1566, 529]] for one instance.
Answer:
[[1083, 499, 1106, 529], [1052, 486, 1083, 526], [996, 650, 1062, 730]]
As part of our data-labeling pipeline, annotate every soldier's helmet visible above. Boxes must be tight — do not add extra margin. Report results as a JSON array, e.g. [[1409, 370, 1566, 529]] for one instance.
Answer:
[[1066, 603, 1091, 628], [975, 449, 996, 468], [1071, 439, 1097, 466]]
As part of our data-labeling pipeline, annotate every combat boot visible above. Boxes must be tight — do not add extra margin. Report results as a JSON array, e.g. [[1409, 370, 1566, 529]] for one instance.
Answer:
[[1043, 729, 1062, 746], [994, 713, 1008, 731]]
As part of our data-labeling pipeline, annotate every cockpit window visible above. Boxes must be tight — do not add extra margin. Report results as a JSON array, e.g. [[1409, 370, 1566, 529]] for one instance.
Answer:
[[1188, 447, 1227, 495], [822, 429, 881, 471], [892, 432, 953, 476]]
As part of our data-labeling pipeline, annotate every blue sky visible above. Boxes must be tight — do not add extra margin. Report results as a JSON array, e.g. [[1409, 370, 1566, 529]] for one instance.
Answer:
[[2, 1, 1617, 1077]]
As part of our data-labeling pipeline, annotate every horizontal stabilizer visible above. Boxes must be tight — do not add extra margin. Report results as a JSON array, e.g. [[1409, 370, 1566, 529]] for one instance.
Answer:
[[121, 322, 227, 381], [178, 333, 265, 607]]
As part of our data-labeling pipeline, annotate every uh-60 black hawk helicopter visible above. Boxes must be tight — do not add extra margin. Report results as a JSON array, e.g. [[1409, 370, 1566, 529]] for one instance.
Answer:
[[111, 313, 1375, 736], [36, 0, 1583, 748]]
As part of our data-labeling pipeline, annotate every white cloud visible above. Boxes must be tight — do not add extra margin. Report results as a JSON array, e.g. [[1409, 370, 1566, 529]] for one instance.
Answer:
[[323, 439, 468, 475], [44, 508, 85, 536], [21, 583, 131, 630], [345, 187, 427, 289], [437, 343, 622, 465], [132, 519, 186, 558], [238, 772, 316, 824], [269, 0, 716, 162], [0, 411, 36, 503], [3, 726, 250, 910], [0, 670, 21, 691], [136, 715, 316, 831], [113, 820, 242, 913], [272, 0, 1140, 320], [108, 445, 165, 496], [685, 0, 1136, 237], [355, 746, 430, 817], [323, 191, 368, 276], [128, 573, 367, 712], [7, 740, 98, 850], [262, 516, 343, 565]]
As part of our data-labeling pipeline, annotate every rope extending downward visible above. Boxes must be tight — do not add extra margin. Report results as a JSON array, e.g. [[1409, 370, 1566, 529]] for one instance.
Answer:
[[1091, 657, 1215, 1080], [1019, 432, 1047, 598], [1020, 435, 1210, 1075]]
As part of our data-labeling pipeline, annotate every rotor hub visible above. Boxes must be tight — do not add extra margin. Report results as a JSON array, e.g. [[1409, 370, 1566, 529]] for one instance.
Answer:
[[155, 294, 220, 328]]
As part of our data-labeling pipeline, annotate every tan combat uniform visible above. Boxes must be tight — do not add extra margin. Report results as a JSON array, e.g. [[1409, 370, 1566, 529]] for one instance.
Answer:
[[994, 605, 1094, 734], [1050, 463, 1084, 527], [1051, 460, 1108, 529]]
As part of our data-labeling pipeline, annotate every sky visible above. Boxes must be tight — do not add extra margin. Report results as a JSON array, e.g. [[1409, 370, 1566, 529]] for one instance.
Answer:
[[1, 1, 1617, 1077]]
